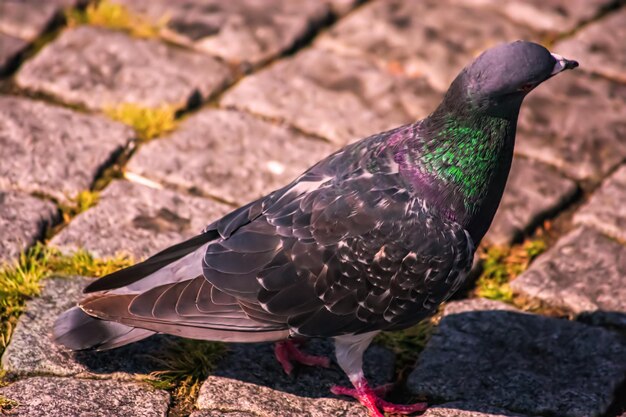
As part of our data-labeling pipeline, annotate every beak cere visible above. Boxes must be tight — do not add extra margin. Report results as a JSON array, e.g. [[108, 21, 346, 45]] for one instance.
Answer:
[[551, 53, 579, 75]]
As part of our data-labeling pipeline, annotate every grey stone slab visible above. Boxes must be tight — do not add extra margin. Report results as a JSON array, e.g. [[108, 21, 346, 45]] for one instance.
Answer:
[[408, 298, 626, 417], [0, 377, 169, 417], [0, 190, 57, 264], [0, 96, 132, 203], [127, 109, 337, 205], [197, 339, 394, 417], [0, 32, 28, 74], [0, 0, 79, 41], [222, 47, 441, 144], [315, 0, 537, 91], [556, 8, 626, 83], [516, 71, 626, 181], [1, 276, 182, 378], [16, 26, 232, 110], [449, 0, 613, 33], [424, 402, 532, 417], [484, 157, 578, 246], [113, 0, 332, 69], [510, 227, 626, 324], [574, 165, 626, 243], [50, 180, 231, 259]]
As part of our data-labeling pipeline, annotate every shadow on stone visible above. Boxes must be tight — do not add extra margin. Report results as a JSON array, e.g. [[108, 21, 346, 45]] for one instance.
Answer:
[[409, 306, 626, 417]]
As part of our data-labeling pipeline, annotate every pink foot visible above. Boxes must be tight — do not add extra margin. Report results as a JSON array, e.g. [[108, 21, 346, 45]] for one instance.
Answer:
[[274, 339, 331, 375], [331, 379, 427, 417]]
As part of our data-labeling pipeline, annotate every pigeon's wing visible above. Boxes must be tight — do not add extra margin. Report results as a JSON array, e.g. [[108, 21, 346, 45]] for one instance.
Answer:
[[202, 135, 475, 337]]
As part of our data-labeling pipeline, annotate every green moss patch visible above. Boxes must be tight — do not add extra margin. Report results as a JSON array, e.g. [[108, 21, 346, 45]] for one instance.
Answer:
[[0, 395, 18, 412], [66, 0, 167, 38], [0, 244, 133, 355], [375, 318, 437, 379], [476, 238, 547, 303], [106, 103, 178, 141], [143, 339, 226, 417]]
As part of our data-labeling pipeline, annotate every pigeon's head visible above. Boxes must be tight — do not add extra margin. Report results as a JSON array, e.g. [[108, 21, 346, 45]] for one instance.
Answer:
[[458, 41, 578, 117]]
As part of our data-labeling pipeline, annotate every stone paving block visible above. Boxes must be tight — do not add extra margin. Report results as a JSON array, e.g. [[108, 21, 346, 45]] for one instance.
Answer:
[[0, 32, 28, 74], [0, 0, 79, 41], [315, 0, 536, 91], [516, 71, 626, 181], [556, 8, 626, 83], [0, 190, 57, 264], [510, 227, 626, 326], [222, 47, 441, 144], [0, 275, 183, 378], [0, 377, 169, 417], [424, 402, 531, 417], [197, 339, 394, 417], [0, 96, 132, 203], [16, 26, 232, 111], [127, 109, 337, 205], [408, 298, 626, 417], [449, 0, 613, 33], [574, 165, 626, 243], [50, 180, 231, 259], [485, 157, 578, 246], [113, 0, 332, 69]]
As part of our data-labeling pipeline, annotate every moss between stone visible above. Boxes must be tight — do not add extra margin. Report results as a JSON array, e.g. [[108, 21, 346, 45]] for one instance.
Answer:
[[374, 317, 438, 380], [106, 103, 178, 141], [66, 0, 167, 38], [142, 339, 227, 417], [0, 244, 133, 357], [0, 395, 18, 412], [475, 238, 547, 303]]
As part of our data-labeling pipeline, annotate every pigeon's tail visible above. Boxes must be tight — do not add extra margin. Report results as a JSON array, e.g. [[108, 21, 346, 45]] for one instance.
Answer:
[[53, 307, 155, 350]]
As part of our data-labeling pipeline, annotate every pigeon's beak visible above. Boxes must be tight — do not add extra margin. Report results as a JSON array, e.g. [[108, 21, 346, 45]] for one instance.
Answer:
[[550, 53, 579, 75]]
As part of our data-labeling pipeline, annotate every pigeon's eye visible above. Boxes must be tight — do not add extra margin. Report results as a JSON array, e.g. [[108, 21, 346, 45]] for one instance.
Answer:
[[519, 83, 535, 93]]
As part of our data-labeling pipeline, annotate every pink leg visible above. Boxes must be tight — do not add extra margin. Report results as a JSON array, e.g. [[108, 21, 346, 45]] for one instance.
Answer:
[[274, 339, 331, 375], [331, 377, 427, 417]]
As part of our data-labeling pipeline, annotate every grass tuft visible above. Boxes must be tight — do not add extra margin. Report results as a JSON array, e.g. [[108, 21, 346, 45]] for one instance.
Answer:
[[476, 238, 547, 303], [0, 244, 133, 354], [374, 318, 437, 377], [106, 103, 178, 141], [0, 395, 18, 412], [58, 190, 100, 223], [66, 0, 166, 38], [143, 339, 226, 416]]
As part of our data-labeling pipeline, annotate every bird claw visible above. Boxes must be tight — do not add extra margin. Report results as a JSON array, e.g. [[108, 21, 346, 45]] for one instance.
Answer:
[[331, 380, 427, 416], [274, 339, 331, 375]]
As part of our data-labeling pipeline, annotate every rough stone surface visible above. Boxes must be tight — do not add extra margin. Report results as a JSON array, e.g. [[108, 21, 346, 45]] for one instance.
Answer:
[[113, 0, 332, 69], [0, 190, 57, 264], [50, 180, 230, 259], [449, 0, 613, 33], [0, 377, 169, 417], [1, 276, 180, 377], [574, 165, 626, 243], [0, 0, 79, 41], [196, 339, 394, 416], [222, 48, 441, 144], [0, 32, 27, 74], [190, 412, 256, 417], [127, 109, 337, 205], [0, 96, 132, 203], [485, 157, 578, 245], [16, 26, 232, 110], [556, 8, 626, 83], [424, 402, 531, 417], [316, 0, 536, 91], [516, 71, 626, 181], [408, 298, 626, 417], [511, 227, 626, 325]]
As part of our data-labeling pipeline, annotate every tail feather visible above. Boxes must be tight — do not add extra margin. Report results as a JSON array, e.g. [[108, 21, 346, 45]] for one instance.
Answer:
[[53, 307, 155, 350]]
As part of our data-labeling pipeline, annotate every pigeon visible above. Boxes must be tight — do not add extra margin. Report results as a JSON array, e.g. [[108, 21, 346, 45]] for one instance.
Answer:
[[54, 41, 578, 417]]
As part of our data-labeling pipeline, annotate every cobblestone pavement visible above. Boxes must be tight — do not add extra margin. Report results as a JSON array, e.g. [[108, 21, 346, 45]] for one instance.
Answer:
[[1, 1, 626, 416]]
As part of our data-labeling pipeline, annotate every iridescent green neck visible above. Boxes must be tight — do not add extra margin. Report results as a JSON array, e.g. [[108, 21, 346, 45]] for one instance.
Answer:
[[412, 114, 512, 214]]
